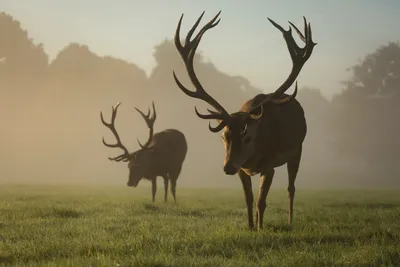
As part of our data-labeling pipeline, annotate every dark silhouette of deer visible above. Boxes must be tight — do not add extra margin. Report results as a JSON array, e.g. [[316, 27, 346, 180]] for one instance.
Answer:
[[173, 11, 316, 230], [100, 102, 187, 203]]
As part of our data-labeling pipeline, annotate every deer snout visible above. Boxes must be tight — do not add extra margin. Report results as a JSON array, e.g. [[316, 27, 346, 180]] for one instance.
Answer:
[[223, 162, 240, 175], [127, 180, 139, 187]]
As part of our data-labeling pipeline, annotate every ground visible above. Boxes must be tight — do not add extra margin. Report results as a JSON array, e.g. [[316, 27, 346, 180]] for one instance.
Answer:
[[0, 185, 399, 267]]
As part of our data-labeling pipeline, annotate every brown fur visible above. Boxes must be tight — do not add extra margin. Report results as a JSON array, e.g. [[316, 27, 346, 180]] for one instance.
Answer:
[[100, 103, 187, 203], [173, 12, 316, 230], [127, 129, 187, 203], [239, 93, 306, 172], [231, 93, 306, 229]]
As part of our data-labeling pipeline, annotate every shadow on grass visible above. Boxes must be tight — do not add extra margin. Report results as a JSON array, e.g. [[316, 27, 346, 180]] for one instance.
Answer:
[[141, 203, 212, 218], [324, 202, 398, 209], [35, 207, 83, 219], [16, 196, 45, 201], [183, 232, 360, 258], [265, 223, 293, 232], [52, 207, 82, 218], [0, 255, 13, 264], [143, 203, 159, 212], [177, 209, 209, 218]]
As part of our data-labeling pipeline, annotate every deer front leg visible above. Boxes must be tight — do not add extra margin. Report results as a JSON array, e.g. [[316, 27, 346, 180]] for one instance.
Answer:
[[287, 146, 302, 224], [238, 170, 254, 230], [170, 179, 177, 204], [256, 168, 274, 230], [163, 176, 169, 203], [168, 166, 181, 204], [151, 178, 157, 203]]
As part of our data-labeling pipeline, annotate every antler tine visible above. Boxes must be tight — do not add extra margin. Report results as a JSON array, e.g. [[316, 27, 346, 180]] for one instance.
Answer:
[[134, 105, 156, 129], [108, 154, 130, 162], [173, 11, 230, 133], [134, 108, 147, 122], [134, 102, 157, 149], [194, 107, 226, 133], [288, 17, 306, 42], [100, 102, 131, 162], [110, 102, 121, 122], [267, 16, 316, 97], [249, 81, 299, 116], [151, 101, 157, 122]]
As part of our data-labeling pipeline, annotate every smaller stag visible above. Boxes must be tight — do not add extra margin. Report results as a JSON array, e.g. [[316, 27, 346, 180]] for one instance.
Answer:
[[100, 102, 187, 203], [173, 11, 316, 230]]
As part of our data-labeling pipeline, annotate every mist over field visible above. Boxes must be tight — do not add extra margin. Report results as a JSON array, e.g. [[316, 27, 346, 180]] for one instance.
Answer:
[[0, 1, 399, 190], [1, 2, 400, 266]]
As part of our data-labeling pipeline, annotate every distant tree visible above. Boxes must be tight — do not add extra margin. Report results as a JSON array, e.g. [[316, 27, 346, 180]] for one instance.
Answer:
[[49, 43, 148, 99], [49, 43, 100, 86], [0, 12, 48, 87], [153, 39, 203, 68], [334, 42, 400, 105], [232, 75, 260, 94], [296, 87, 333, 160], [331, 42, 400, 173], [297, 87, 330, 116]]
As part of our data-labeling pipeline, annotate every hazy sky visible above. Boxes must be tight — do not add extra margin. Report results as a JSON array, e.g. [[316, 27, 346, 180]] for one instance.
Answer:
[[1, 0, 399, 98]]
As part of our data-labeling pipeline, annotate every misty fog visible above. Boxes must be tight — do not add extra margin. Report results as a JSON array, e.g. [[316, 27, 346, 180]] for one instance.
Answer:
[[0, 6, 399, 190]]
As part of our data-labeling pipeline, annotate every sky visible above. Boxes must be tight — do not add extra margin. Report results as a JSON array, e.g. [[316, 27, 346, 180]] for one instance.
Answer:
[[1, 0, 399, 99]]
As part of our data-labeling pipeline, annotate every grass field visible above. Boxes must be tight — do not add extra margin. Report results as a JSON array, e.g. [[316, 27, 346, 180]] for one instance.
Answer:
[[0, 184, 399, 267]]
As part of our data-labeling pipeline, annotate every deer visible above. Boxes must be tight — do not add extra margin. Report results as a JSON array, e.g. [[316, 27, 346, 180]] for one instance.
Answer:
[[100, 101, 188, 203], [172, 11, 316, 230]]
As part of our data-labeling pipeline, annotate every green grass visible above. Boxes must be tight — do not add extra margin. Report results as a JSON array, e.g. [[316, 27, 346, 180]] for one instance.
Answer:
[[0, 185, 399, 266]]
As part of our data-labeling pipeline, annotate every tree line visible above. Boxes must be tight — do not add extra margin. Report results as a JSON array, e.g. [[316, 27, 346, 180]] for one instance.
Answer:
[[0, 12, 399, 188]]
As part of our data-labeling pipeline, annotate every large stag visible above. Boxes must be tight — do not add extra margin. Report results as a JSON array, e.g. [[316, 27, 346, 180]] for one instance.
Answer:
[[173, 11, 316, 230], [100, 102, 187, 203]]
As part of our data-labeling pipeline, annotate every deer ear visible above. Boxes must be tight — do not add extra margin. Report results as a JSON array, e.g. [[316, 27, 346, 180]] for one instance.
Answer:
[[248, 105, 263, 120], [145, 145, 156, 151]]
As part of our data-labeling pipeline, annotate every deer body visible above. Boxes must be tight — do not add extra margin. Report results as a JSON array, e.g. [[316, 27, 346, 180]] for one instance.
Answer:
[[101, 102, 187, 203], [239, 93, 307, 174], [131, 129, 187, 190], [135, 129, 187, 178], [173, 11, 316, 230]]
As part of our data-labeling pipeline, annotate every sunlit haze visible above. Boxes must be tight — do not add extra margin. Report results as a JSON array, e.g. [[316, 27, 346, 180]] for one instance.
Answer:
[[1, 3, 400, 264], [0, 1, 399, 189]]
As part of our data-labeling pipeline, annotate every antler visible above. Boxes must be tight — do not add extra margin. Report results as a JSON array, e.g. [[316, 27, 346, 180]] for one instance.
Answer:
[[270, 16, 316, 96], [249, 16, 316, 114], [173, 11, 231, 133], [100, 102, 131, 162], [134, 101, 157, 149]]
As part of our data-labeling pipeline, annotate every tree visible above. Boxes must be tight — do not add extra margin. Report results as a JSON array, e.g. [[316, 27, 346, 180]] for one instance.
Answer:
[[336, 42, 400, 103], [48, 42, 148, 102], [331, 42, 400, 174], [0, 12, 48, 87]]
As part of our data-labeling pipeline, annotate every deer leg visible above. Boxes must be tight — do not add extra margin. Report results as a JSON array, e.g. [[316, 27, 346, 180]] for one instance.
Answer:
[[256, 168, 275, 231], [151, 178, 157, 203], [168, 166, 181, 204], [238, 170, 254, 230], [170, 179, 177, 203], [163, 176, 169, 203], [287, 146, 302, 225]]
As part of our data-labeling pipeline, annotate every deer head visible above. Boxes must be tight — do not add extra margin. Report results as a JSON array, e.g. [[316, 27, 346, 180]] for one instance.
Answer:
[[173, 11, 316, 175], [100, 102, 157, 186]]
